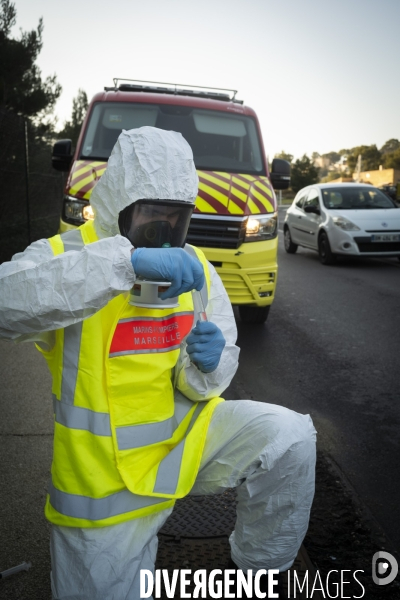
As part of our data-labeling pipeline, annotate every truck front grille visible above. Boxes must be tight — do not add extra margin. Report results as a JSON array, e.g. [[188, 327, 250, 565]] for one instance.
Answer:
[[187, 215, 247, 249]]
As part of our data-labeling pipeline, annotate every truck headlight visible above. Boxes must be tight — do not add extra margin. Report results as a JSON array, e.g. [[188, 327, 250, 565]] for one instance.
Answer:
[[333, 216, 360, 231], [82, 204, 95, 220], [245, 212, 278, 242], [64, 196, 94, 223]]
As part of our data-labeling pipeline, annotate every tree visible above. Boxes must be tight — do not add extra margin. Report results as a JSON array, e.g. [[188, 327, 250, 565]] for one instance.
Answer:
[[346, 145, 381, 173], [0, 0, 15, 34], [290, 154, 320, 193], [58, 89, 88, 147], [321, 151, 341, 164], [320, 170, 343, 183], [382, 148, 400, 170], [380, 139, 400, 155], [0, 0, 61, 119], [274, 151, 293, 164]]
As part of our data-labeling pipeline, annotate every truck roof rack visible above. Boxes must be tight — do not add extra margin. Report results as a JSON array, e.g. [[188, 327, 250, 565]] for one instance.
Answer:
[[104, 78, 243, 104]]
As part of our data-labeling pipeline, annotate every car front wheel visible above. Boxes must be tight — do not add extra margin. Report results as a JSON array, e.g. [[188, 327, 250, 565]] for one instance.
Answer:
[[318, 232, 336, 265], [284, 227, 298, 254], [238, 305, 270, 324]]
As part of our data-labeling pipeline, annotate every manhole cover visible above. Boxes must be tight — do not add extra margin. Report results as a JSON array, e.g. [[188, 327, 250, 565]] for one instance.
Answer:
[[157, 537, 231, 571], [159, 489, 237, 538]]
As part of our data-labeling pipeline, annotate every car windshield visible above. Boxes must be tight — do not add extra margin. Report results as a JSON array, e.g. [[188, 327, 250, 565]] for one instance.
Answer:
[[80, 102, 265, 175], [322, 187, 396, 210]]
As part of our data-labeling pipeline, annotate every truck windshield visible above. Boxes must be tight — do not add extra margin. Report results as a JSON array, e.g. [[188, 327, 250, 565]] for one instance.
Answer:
[[80, 102, 265, 175]]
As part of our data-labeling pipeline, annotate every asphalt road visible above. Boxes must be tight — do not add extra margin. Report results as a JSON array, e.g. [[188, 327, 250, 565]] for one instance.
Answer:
[[228, 210, 400, 553], [1, 220, 400, 597]]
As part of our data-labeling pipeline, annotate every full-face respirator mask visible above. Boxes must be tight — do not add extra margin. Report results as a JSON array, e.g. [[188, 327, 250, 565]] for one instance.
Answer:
[[119, 199, 194, 309]]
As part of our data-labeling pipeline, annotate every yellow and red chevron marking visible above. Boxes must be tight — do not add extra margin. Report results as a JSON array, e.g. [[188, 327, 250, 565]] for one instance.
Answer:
[[195, 171, 276, 215], [67, 162, 276, 214], [67, 160, 107, 200]]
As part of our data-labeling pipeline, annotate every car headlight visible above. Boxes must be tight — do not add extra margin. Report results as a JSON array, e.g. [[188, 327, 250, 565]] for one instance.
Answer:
[[245, 212, 278, 242], [64, 196, 94, 223], [332, 216, 360, 231]]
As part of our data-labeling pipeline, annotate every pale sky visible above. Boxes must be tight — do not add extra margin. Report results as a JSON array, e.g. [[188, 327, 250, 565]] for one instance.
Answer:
[[11, 0, 400, 160]]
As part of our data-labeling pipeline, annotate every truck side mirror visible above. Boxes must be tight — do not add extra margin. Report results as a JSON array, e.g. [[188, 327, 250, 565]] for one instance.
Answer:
[[52, 139, 73, 172], [270, 159, 291, 190]]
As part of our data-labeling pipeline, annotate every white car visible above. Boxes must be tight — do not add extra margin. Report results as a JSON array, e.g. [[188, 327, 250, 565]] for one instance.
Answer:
[[283, 183, 400, 264]]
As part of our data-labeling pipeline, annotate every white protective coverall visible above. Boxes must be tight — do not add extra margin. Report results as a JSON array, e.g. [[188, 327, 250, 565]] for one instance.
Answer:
[[0, 127, 316, 600]]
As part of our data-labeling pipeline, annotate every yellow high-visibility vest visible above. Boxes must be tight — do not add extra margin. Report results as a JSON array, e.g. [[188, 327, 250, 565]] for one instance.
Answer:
[[38, 220, 223, 528]]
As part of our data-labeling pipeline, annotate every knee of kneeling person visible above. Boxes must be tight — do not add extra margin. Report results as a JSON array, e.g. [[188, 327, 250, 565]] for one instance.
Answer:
[[298, 412, 316, 443], [287, 412, 317, 466], [272, 407, 317, 455], [263, 404, 316, 441], [228, 402, 316, 466]]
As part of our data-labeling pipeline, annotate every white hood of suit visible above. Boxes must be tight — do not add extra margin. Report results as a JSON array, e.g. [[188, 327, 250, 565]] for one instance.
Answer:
[[90, 127, 199, 238]]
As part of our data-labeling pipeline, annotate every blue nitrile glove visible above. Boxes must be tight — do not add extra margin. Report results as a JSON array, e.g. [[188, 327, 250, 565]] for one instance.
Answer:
[[131, 248, 205, 299], [186, 321, 226, 373]]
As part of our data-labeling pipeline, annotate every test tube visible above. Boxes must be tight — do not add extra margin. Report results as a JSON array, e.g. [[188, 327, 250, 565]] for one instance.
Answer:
[[192, 290, 208, 322]]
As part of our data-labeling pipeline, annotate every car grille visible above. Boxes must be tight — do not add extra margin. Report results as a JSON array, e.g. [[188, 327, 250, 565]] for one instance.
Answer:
[[354, 237, 400, 253], [187, 215, 247, 249]]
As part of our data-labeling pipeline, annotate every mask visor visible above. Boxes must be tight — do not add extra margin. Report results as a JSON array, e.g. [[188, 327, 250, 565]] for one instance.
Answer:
[[119, 200, 194, 248]]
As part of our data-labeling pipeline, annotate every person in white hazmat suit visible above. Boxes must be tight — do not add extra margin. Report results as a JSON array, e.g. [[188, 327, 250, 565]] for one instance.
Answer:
[[0, 126, 316, 600]]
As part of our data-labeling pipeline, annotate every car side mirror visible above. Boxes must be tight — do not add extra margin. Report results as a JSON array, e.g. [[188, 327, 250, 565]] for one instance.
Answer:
[[304, 205, 320, 215], [52, 139, 73, 172], [270, 159, 291, 190]]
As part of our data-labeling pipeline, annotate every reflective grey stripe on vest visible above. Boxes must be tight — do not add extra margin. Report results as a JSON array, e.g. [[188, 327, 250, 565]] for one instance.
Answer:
[[60, 229, 85, 404], [116, 392, 194, 450], [153, 401, 207, 495], [61, 228, 85, 253], [61, 322, 83, 405], [53, 395, 111, 437], [48, 481, 167, 521], [184, 244, 209, 310]]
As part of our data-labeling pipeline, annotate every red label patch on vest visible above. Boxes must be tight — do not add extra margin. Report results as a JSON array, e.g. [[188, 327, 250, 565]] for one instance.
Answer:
[[109, 312, 194, 356]]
